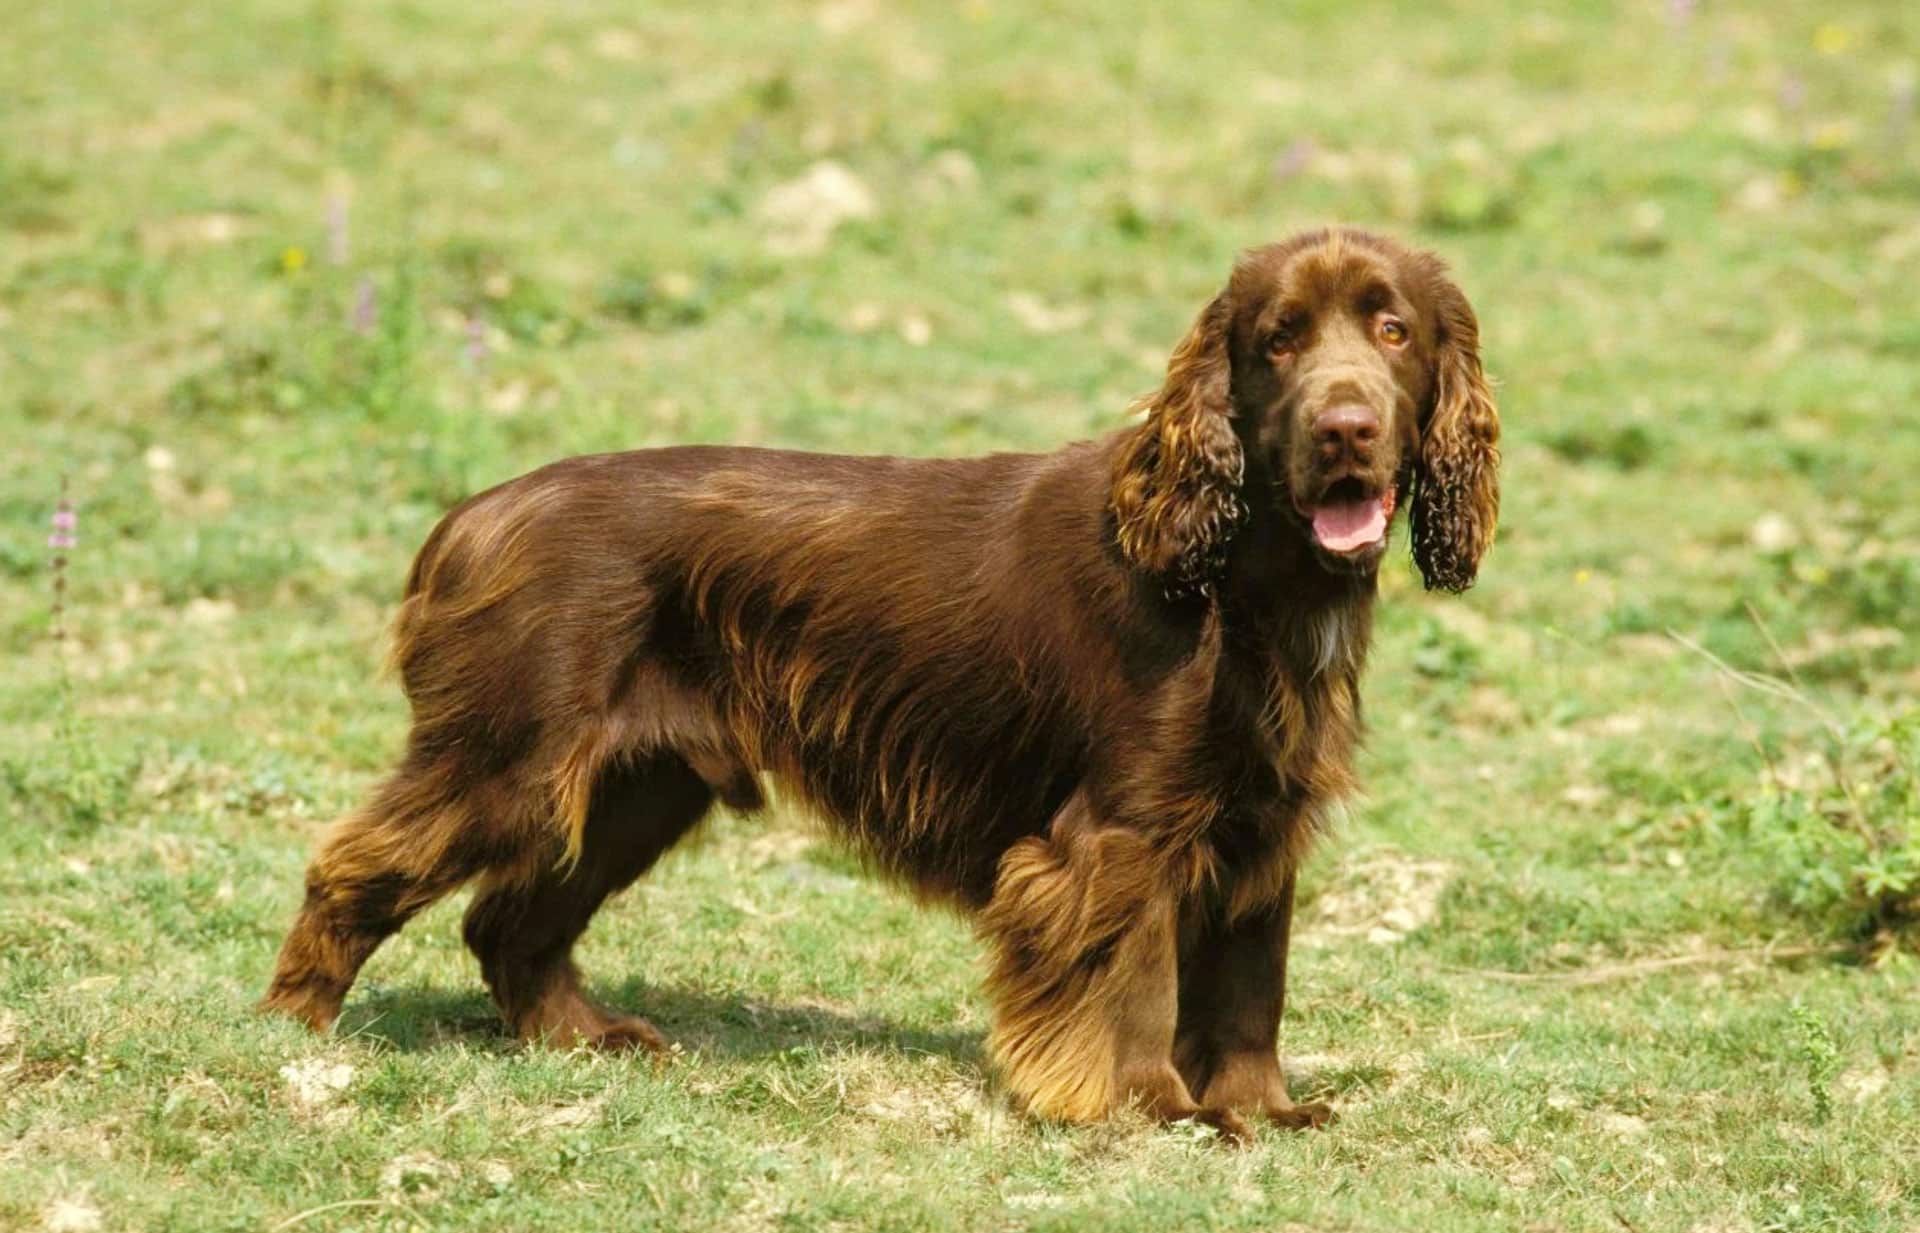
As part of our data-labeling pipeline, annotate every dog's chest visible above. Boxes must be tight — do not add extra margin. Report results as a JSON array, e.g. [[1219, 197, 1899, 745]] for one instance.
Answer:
[[1219, 601, 1370, 801], [1239, 637, 1363, 795], [1193, 667, 1360, 917], [1202, 657, 1360, 849]]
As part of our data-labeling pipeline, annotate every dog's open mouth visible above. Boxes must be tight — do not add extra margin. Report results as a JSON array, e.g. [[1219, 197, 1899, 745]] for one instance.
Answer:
[[1306, 477, 1394, 555]]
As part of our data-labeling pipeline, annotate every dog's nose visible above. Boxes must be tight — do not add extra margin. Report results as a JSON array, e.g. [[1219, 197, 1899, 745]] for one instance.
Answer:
[[1312, 404, 1380, 460]]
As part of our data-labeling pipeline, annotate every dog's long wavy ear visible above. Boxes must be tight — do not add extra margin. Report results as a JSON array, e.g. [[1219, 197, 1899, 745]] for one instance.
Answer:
[[1109, 292, 1244, 596], [1412, 275, 1501, 593]]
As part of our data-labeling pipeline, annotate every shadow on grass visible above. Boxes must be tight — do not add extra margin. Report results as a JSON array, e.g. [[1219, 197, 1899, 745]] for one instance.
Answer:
[[333, 984, 1386, 1108], [335, 980, 985, 1066]]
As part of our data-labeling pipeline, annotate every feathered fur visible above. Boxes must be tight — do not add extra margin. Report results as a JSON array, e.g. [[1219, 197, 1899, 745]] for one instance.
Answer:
[[1410, 257, 1502, 591], [262, 228, 1500, 1141], [1110, 293, 1247, 596]]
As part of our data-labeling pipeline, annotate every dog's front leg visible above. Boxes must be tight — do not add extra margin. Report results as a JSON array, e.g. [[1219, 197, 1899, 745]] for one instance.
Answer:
[[1175, 871, 1334, 1130], [979, 805, 1249, 1142]]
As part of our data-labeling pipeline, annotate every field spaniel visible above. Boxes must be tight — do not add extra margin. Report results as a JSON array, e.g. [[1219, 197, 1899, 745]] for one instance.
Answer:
[[264, 228, 1500, 1141]]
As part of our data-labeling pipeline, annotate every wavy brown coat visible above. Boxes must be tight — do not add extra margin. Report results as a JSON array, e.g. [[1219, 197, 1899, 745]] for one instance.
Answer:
[[263, 228, 1501, 1140]]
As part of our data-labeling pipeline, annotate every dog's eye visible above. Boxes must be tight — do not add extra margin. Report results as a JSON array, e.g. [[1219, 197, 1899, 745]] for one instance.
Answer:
[[1378, 317, 1409, 347], [1268, 318, 1304, 353]]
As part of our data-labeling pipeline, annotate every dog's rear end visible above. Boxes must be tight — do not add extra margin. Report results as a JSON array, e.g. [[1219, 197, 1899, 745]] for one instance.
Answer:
[[264, 453, 695, 1048]]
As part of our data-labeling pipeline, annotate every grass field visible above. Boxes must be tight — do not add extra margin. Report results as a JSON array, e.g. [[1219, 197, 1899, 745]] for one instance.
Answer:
[[5, 1, 1920, 1229]]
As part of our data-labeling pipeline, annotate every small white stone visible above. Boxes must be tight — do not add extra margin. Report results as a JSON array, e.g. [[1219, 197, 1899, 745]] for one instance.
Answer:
[[925, 149, 979, 193], [759, 161, 876, 256], [1597, 1111, 1650, 1137], [1006, 292, 1090, 335], [1734, 175, 1783, 212], [1841, 1068, 1889, 1104], [1380, 906, 1420, 933], [844, 302, 886, 333], [1749, 513, 1797, 552], [381, 1151, 454, 1196], [44, 1198, 103, 1233], [182, 597, 237, 626], [280, 1058, 355, 1109]]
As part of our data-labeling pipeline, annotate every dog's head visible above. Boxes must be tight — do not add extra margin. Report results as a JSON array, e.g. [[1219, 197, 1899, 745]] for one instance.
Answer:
[[1111, 229, 1500, 594]]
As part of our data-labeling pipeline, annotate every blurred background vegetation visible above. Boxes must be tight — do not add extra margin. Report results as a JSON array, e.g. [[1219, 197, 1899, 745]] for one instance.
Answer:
[[3, 2, 1918, 1230]]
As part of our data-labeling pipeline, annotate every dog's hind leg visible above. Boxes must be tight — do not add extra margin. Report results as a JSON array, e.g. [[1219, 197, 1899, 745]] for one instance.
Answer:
[[461, 750, 715, 1051], [261, 760, 499, 1032]]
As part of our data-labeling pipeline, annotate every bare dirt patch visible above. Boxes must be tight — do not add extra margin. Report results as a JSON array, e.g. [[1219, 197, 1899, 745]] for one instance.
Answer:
[[1301, 847, 1455, 946]]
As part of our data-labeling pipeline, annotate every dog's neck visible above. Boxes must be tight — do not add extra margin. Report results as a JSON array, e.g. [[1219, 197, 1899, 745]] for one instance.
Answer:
[[1216, 482, 1380, 683]]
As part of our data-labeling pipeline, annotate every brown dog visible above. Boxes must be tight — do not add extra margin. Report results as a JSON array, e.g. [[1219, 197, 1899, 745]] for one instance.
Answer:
[[263, 228, 1500, 1141]]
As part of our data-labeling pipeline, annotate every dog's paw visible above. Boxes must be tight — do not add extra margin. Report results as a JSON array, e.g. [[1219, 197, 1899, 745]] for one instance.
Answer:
[[1197, 1107, 1255, 1145], [1267, 1101, 1335, 1131], [592, 1015, 669, 1055]]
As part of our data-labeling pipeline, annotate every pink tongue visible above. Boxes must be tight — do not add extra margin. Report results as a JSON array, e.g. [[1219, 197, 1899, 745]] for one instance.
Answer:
[[1313, 497, 1387, 551]]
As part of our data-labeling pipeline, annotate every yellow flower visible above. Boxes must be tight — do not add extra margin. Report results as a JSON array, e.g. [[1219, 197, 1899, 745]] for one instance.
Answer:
[[1809, 120, 1857, 150], [281, 245, 308, 274], [1813, 24, 1855, 56], [1575, 569, 1593, 585]]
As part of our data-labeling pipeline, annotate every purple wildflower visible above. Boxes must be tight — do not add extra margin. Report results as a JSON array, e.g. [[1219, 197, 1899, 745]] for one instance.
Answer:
[[1779, 72, 1807, 113], [48, 481, 74, 641], [325, 191, 349, 266], [464, 314, 489, 369], [351, 277, 378, 334], [1271, 138, 1318, 183], [1665, 0, 1695, 28]]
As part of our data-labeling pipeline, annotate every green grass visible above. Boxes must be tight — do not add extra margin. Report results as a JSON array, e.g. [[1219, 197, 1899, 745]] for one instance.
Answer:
[[5, 1, 1920, 1229]]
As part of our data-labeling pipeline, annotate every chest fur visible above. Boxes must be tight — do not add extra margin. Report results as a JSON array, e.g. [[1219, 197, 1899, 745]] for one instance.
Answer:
[[1201, 623, 1367, 918], [1261, 665, 1362, 804]]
